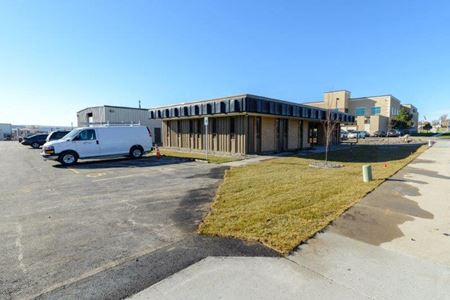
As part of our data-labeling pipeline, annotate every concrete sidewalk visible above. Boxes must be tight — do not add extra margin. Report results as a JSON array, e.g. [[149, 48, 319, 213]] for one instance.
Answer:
[[130, 140, 450, 300]]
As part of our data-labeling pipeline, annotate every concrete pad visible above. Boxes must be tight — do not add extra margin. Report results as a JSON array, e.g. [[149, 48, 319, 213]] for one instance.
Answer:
[[130, 256, 368, 300], [291, 232, 450, 300]]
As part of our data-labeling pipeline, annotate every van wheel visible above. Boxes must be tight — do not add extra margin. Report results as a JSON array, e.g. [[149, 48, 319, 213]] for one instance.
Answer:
[[31, 142, 40, 149], [130, 146, 143, 159], [59, 151, 78, 166]]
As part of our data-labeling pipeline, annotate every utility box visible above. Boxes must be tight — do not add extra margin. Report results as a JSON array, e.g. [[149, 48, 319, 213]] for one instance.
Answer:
[[362, 165, 373, 182]]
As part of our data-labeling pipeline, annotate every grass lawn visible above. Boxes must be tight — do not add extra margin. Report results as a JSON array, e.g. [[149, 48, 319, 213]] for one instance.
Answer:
[[438, 133, 450, 139], [412, 132, 435, 136], [199, 144, 427, 254], [159, 149, 242, 164]]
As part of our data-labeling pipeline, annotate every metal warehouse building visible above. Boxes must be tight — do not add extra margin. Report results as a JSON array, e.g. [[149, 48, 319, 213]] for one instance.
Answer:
[[0, 123, 12, 140], [77, 105, 162, 144], [149, 94, 355, 155]]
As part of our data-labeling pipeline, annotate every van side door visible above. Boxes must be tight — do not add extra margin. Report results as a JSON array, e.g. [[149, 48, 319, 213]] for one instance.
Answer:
[[72, 129, 100, 158]]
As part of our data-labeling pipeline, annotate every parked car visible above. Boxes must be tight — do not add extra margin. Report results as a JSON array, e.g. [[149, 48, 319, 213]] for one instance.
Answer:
[[360, 131, 369, 138], [46, 130, 70, 142], [347, 131, 357, 139], [347, 131, 366, 139], [41, 126, 153, 166], [340, 130, 348, 140], [372, 130, 386, 137], [21, 134, 49, 149], [387, 129, 401, 137]]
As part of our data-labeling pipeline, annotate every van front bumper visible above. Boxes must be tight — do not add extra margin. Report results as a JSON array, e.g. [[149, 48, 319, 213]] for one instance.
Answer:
[[40, 152, 59, 161]]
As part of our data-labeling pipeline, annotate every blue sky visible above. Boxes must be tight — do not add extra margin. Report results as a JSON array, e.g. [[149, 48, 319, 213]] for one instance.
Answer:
[[1, 0, 449, 126]]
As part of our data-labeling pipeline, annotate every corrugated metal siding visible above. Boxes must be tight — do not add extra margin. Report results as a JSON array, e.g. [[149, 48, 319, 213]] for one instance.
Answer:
[[77, 106, 162, 141], [77, 107, 107, 126]]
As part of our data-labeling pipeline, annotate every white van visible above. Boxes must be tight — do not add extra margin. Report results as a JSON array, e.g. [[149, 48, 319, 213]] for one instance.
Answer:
[[41, 125, 153, 165]]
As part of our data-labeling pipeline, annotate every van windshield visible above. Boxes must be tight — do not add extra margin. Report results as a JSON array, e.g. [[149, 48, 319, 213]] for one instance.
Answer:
[[64, 129, 82, 140]]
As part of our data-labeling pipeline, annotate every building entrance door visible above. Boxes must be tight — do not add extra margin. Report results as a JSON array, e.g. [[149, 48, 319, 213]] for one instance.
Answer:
[[255, 117, 261, 153], [154, 128, 161, 145], [308, 123, 318, 145], [276, 118, 288, 152]]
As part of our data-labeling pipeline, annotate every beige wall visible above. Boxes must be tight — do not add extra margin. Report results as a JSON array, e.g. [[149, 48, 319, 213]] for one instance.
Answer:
[[323, 90, 351, 112], [288, 119, 299, 150], [356, 116, 366, 131], [261, 117, 276, 152], [369, 115, 389, 133]]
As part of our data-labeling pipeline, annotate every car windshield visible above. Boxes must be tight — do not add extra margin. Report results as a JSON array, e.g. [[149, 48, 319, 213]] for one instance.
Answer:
[[64, 129, 83, 140]]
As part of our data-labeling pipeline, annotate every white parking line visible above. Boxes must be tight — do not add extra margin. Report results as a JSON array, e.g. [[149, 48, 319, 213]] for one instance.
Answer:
[[67, 168, 80, 174], [91, 173, 148, 182]]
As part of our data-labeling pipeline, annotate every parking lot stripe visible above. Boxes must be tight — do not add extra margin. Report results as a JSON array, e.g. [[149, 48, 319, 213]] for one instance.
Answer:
[[67, 167, 80, 174], [91, 173, 148, 182]]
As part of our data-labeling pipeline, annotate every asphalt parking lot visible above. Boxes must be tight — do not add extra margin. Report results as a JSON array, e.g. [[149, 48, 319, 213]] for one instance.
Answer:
[[0, 142, 276, 300]]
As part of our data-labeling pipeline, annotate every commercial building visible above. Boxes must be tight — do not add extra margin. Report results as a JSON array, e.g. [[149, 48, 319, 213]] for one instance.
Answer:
[[0, 123, 12, 140], [307, 90, 419, 134], [149, 94, 354, 155], [77, 105, 162, 144]]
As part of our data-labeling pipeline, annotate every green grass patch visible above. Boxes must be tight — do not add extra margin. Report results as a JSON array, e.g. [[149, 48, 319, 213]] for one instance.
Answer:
[[159, 149, 241, 164], [199, 144, 427, 253]]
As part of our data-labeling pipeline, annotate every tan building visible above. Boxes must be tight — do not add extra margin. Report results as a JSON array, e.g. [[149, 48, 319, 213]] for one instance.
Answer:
[[308, 90, 418, 134], [401, 104, 419, 131], [149, 94, 355, 155]]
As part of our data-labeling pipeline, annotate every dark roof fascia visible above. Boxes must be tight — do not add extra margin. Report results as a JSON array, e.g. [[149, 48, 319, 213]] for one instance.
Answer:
[[149, 94, 355, 122], [149, 94, 344, 111]]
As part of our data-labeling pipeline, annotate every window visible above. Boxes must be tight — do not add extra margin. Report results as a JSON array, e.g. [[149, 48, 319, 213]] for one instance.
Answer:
[[55, 131, 68, 139], [75, 129, 96, 141], [86, 112, 93, 124], [355, 107, 366, 116], [371, 107, 381, 115]]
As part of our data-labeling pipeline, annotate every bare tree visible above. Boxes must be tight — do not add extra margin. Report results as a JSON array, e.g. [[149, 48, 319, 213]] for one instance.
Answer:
[[439, 114, 449, 128], [321, 98, 338, 164]]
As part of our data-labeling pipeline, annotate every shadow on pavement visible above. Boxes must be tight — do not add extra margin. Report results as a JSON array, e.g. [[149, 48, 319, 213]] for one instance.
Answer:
[[52, 156, 194, 170]]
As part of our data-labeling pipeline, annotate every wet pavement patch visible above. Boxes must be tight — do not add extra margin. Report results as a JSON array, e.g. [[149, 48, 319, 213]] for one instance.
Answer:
[[330, 204, 414, 246], [330, 166, 434, 245]]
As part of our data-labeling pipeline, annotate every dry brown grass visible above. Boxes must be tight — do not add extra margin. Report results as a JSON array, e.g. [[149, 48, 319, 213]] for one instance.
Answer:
[[199, 144, 427, 254], [159, 149, 241, 164]]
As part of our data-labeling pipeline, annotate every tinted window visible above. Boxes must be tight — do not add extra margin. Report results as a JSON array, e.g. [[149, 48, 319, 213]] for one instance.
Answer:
[[371, 107, 381, 115], [355, 107, 366, 116], [75, 129, 96, 141], [56, 131, 69, 139]]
